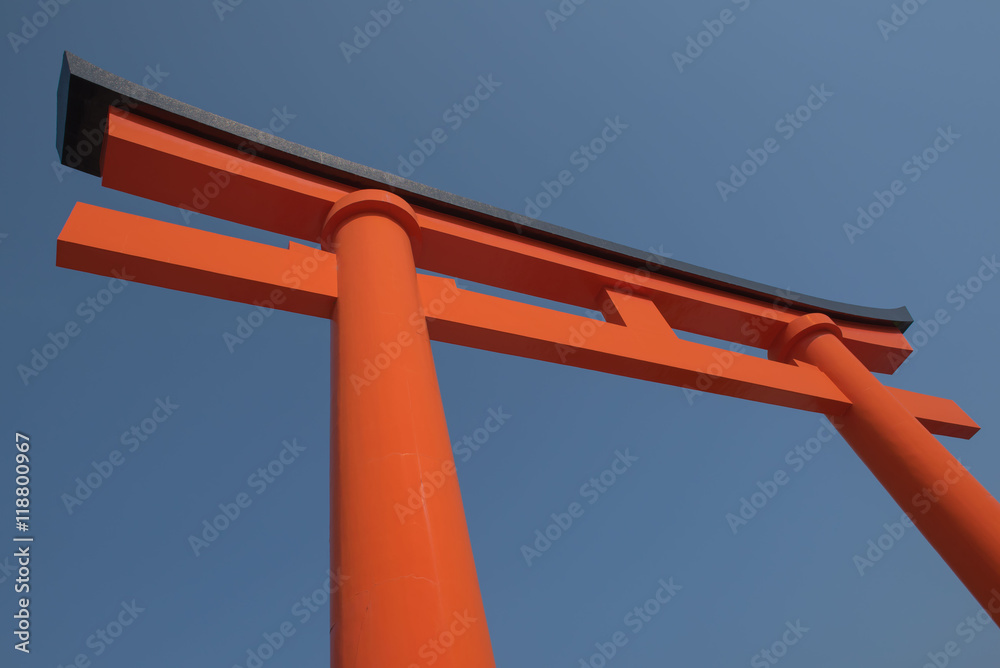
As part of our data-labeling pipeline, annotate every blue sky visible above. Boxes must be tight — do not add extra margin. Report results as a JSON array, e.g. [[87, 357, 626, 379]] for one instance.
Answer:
[[3, 1, 1000, 666]]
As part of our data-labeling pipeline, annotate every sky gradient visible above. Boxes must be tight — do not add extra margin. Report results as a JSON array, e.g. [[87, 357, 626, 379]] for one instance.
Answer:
[[3, 1, 1000, 666]]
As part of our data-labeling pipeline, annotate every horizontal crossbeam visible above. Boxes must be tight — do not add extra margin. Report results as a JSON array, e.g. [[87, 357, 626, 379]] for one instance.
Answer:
[[96, 109, 912, 374], [57, 203, 978, 439]]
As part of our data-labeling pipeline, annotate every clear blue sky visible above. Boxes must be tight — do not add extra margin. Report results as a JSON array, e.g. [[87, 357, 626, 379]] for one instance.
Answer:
[[3, 1, 1000, 666]]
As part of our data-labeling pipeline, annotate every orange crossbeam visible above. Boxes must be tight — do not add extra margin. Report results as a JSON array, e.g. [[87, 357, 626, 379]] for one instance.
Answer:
[[99, 109, 912, 374], [56, 203, 978, 439]]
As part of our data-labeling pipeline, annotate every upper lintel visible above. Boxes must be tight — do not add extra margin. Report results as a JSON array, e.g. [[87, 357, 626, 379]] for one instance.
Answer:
[[56, 51, 912, 333]]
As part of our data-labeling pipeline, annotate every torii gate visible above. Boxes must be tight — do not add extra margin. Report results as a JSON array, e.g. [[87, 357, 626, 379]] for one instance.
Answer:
[[54, 52, 1000, 666]]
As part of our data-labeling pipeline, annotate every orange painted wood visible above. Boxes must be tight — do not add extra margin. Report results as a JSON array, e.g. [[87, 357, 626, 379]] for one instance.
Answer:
[[772, 314, 1000, 625], [55, 203, 978, 438], [57, 203, 338, 318], [99, 109, 912, 374], [327, 191, 496, 667]]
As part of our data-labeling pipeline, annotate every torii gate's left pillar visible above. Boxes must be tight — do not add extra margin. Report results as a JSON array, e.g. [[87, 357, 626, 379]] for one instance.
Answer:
[[326, 191, 496, 667]]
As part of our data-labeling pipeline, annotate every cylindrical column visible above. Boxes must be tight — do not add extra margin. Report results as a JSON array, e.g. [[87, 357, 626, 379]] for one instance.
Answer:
[[326, 191, 495, 667], [771, 314, 1000, 625]]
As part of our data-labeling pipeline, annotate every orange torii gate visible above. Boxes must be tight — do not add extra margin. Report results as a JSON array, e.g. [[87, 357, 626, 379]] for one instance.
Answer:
[[54, 52, 1000, 667]]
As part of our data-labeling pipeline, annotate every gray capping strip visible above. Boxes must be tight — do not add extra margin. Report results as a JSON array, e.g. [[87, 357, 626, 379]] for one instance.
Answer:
[[56, 51, 912, 333]]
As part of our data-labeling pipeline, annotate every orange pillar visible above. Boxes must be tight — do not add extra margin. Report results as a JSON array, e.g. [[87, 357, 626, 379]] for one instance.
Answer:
[[771, 314, 1000, 625], [326, 191, 496, 667]]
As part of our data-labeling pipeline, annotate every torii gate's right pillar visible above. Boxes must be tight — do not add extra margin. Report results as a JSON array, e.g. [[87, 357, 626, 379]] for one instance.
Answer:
[[772, 314, 1000, 623]]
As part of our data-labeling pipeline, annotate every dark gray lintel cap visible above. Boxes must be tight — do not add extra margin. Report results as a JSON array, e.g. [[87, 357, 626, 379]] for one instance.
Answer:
[[56, 51, 912, 333]]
